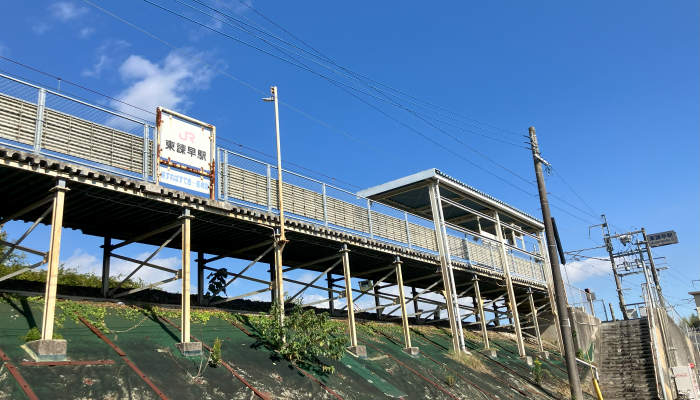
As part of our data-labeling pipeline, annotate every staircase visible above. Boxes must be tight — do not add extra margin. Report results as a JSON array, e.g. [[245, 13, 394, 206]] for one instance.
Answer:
[[599, 318, 659, 399]]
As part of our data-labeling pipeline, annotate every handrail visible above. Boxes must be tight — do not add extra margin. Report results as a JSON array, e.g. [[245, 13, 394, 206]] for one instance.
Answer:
[[643, 284, 670, 400]]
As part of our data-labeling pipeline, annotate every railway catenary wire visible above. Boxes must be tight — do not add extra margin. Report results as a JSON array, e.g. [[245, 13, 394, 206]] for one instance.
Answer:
[[1, 2, 612, 231], [142, 0, 546, 200], [213, 0, 527, 139]]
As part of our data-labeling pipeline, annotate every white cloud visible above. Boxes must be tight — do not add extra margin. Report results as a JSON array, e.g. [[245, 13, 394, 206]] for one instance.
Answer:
[[81, 55, 108, 77], [111, 51, 218, 119], [0, 43, 7, 56], [561, 258, 611, 286], [79, 27, 95, 38], [32, 22, 51, 34], [49, 2, 89, 22]]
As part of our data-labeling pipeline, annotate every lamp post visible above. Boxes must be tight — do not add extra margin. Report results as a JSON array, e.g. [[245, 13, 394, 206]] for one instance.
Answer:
[[263, 87, 286, 241]]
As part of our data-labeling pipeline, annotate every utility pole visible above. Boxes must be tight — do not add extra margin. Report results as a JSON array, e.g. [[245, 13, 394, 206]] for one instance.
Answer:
[[641, 228, 664, 307], [602, 214, 628, 320], [529, 127, 583, 400]]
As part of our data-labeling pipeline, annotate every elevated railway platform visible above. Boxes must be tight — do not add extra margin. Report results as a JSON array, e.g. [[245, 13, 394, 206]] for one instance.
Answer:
[[0, 72, 561, 361]]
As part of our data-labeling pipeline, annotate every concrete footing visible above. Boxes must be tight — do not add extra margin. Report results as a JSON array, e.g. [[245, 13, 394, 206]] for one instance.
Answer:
[[347, 345, 367, 358], [402, 347, 420, 357], [535, 351, 549, 360], [481, 349, 498, 359], [27, 339, 67, 361], [176, 342, 203, 357], [519, 356, 533, 366]]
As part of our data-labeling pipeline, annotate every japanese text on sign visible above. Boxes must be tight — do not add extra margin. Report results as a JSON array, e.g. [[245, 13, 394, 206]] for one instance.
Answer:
[[159, 111, 212, 172], [160, 168, 209, 194], [647, 230, 678, 248]]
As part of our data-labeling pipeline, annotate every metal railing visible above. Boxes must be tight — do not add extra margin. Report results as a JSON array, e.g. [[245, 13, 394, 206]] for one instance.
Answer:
[[0, 73, 549, 284], [0, 73, 157, 182], [565, 282, 602, 317]]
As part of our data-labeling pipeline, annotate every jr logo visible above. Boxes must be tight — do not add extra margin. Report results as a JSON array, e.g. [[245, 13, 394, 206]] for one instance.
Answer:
[[179, 131, 196, 144]]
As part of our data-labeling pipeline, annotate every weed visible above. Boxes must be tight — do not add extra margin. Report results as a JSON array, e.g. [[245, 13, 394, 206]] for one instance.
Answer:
[[532, 357, 553, 385], [445, 373, 455, 387], [446, 350, 489, 374], [250, 299, 347, 373], [209, 337, 222, 367], [20, 327, 62, 341]]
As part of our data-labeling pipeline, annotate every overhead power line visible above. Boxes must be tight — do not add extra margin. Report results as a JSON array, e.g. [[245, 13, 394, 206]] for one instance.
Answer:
[[148, 0, 531, 149], [85, 0, 608, 227], [209, 0, 527, 140], [83, 0, 418, 174]]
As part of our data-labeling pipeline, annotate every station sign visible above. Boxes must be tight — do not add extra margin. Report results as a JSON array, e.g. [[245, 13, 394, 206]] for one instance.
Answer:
[[156, 107, 216, 198], [647, 230, 678, 248], [159, 168, 210, 194]]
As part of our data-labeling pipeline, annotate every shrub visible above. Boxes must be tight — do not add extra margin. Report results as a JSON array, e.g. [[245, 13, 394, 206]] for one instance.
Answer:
[[251, 299, 347, 373], [20, 327, 62, 341]]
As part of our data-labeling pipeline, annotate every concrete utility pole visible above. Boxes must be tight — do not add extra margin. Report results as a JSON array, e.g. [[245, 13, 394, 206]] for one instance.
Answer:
[[602, 214, 628, 319], [641, 227, 664, 306], [528, 127, 583, 400]]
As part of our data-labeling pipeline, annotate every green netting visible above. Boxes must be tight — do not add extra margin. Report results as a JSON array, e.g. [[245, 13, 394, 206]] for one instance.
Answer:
[[354, 327, 494, 400], [0, 299, 157, 400], [0, 295, 600, 400]]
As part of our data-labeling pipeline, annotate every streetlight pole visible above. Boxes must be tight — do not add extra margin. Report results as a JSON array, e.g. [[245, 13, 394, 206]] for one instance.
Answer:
[[264, 87, 287, 330], [264, 86, 286, 242], [528, 127, 583, 400]]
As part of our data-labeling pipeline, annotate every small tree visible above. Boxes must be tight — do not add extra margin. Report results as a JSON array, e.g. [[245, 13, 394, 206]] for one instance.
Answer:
[[252, 299, 347, 373], [683, 314, 700, 329]]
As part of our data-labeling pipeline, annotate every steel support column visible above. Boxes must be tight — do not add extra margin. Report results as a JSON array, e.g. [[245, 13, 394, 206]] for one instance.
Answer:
[[327, 272, 335, 315], [394, 257, 414, 351], [180, 208, 193, 343], [427, 182, 464, 353], [527, 288, 546, 354], [472, 275, 490, 350], [41, 178, 68, 340], [273, 236, 285, 324], [340, 244, 359, 349], [101, 237, 111, 298], [494, 211, 526, 357], [197, 252, 204, 306]]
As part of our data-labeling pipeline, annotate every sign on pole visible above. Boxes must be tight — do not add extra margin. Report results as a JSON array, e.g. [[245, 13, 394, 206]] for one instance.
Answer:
[[156, 107, 216, 198], [647, 230, 678, 248]]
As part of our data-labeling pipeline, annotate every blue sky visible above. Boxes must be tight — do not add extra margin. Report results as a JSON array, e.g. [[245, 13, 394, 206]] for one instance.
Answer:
[[0, 1, 698, 317]]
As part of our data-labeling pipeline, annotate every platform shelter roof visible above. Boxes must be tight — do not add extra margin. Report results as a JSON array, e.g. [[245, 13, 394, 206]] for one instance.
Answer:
[[357, 168, 544, 235]]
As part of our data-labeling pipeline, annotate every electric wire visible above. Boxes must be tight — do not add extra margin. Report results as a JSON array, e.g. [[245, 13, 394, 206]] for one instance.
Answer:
[[551, 166, 599, 218], [139, 0, 550, 198], [0, 56, 154, 120], [0, 67, 153, 124], [148, 0, 531, 149], [87, 0, 611, 227], [0, 54, 371, 191], [201, 0, 525, 140], [83, 0, 418, 173]]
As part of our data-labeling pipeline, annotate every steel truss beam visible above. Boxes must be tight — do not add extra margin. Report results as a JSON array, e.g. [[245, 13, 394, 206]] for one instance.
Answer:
[[340, 267, 396, 311], [288, 259, 341, 302], [206, 244, 275, 302], [0, 204, 53, 283], [283, 253, 342, 273], [107, 228, 182, 297]]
